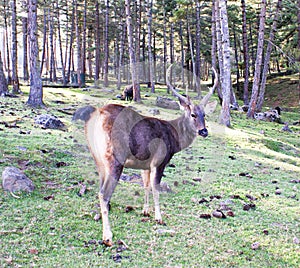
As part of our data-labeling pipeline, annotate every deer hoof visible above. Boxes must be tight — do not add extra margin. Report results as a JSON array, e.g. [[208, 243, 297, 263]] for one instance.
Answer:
[[103, 239, 113, 247], [143, 211, 151, 217], [155, 219, 166, 226]]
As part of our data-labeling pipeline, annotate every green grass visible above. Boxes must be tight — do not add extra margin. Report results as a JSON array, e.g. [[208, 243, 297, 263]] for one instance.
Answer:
[[0, 84, 299, 267]]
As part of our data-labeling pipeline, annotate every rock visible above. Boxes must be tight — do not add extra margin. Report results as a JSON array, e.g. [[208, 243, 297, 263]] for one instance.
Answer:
[[159, 182, 173, 193], [2, 166, 35, 193], [148, 108, 160, 116], [72, 105, 96, 122], [212, 210, 226, 219], [251, 242, 260, 250], [156, 96, 180, 110], [34, 114, 65, 130], [275, 189, 282, 195], [281, 122, 292, 132]]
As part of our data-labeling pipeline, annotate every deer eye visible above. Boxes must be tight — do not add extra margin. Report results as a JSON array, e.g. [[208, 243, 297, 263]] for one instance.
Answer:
[[191, 114, 197, 118]]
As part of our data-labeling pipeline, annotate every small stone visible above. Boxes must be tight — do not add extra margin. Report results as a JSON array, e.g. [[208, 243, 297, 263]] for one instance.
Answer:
[[293, 237, 300, 244], [251, 242, 260, 250], [275, 189, 282, 195], [2, 166, 35, 193], [94, 214, 101, 221], [159, 182, 173, 193], [227, 211, 235, 217], [212, 210, 226, 219], [263, 229, 269, 235]]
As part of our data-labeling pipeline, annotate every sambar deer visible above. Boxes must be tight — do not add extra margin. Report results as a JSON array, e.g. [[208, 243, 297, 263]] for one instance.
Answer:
[[84, 65, 218, 246]]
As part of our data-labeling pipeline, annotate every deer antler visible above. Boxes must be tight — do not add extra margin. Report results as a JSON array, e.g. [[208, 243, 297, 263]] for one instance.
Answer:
[[166, 64, 190, 105], [200, 67, 218, 107]]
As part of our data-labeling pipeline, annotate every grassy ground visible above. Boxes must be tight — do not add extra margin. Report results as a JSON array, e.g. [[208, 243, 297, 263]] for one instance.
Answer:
[[0, 82, 299, 267]]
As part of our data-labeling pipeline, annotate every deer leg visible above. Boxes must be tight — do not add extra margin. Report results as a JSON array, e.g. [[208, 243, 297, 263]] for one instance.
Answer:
[[141, 170, 151, 216], [99, 162, 123, 246], [150, 168, 163, 224]]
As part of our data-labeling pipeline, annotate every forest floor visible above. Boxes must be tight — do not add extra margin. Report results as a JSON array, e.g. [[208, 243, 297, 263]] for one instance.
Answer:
[[0, 75, 299, 267]]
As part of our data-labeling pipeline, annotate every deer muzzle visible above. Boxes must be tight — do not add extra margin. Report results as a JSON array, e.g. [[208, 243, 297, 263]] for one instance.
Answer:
[[198, 128, 208, 137]]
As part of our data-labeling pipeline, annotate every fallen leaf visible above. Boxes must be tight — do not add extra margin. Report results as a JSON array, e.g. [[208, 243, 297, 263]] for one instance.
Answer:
[[29, 248, 39, 255], [125, 206, 134, 213], [243, 203, 256, 211], [198, 198, 209, 204], [43, 194, 55, 201], [78, 183, 87, 197], [4, 255, 13, 265], [263, 229, 269, 235], [56, 161, 68, 168], [210, 195, 222, 200], [246, 194, 257, 201], [199, 214, 211, 219]]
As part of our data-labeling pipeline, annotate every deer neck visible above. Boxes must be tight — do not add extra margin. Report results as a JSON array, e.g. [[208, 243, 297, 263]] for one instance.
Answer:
[[170, 114, 196, 153]]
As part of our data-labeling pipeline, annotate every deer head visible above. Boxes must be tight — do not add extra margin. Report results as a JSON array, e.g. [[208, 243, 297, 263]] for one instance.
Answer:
[[166, 64, 218, 137]]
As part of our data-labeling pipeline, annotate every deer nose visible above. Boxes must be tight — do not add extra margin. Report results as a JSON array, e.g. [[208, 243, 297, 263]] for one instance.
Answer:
[[198, 128, 208, 137]]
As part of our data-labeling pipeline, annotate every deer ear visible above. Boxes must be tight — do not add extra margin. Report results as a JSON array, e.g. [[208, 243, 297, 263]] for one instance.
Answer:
[[178, 95, 191, 109], [204, 100, 217, 115]]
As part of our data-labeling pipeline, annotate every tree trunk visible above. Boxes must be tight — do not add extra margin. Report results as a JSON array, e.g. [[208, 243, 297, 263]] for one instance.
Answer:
[[241, 0, 250, 105], [147, 0, 155, 93], [87, 26, 93, 80], [11, 0, 20, 93], [233, 28, 240, 94], [163, 0, 168, 89], [218, 0, 231, 127], [40, 8, 47, 76], [249, 24, 255, 76], [135, 0, 141, 93], [4, 0, 11, 85], [298, 0, 300, 51], [27, 0, 44, 107], [82, 0, 87, 83], [56, 3, 67, 85], [103, 0, 109, 87], [125, 0, 141, 102], [211, 0, 218, 94], [95, 1, 101, 84], [247, 0, 267, 118], [187, 20, 200, 95], [0, 51, 8, 96], [22, 15, 29, 81], [257, 0, 282, 111], [67, 5, 75, 84], [75, 0, 83, 87], [117, 22, 126, 90], [49, 10, 57, 82], [195, 1, 201, 80], [179, 21, 185, 88], [215, 0, 224, 103]]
